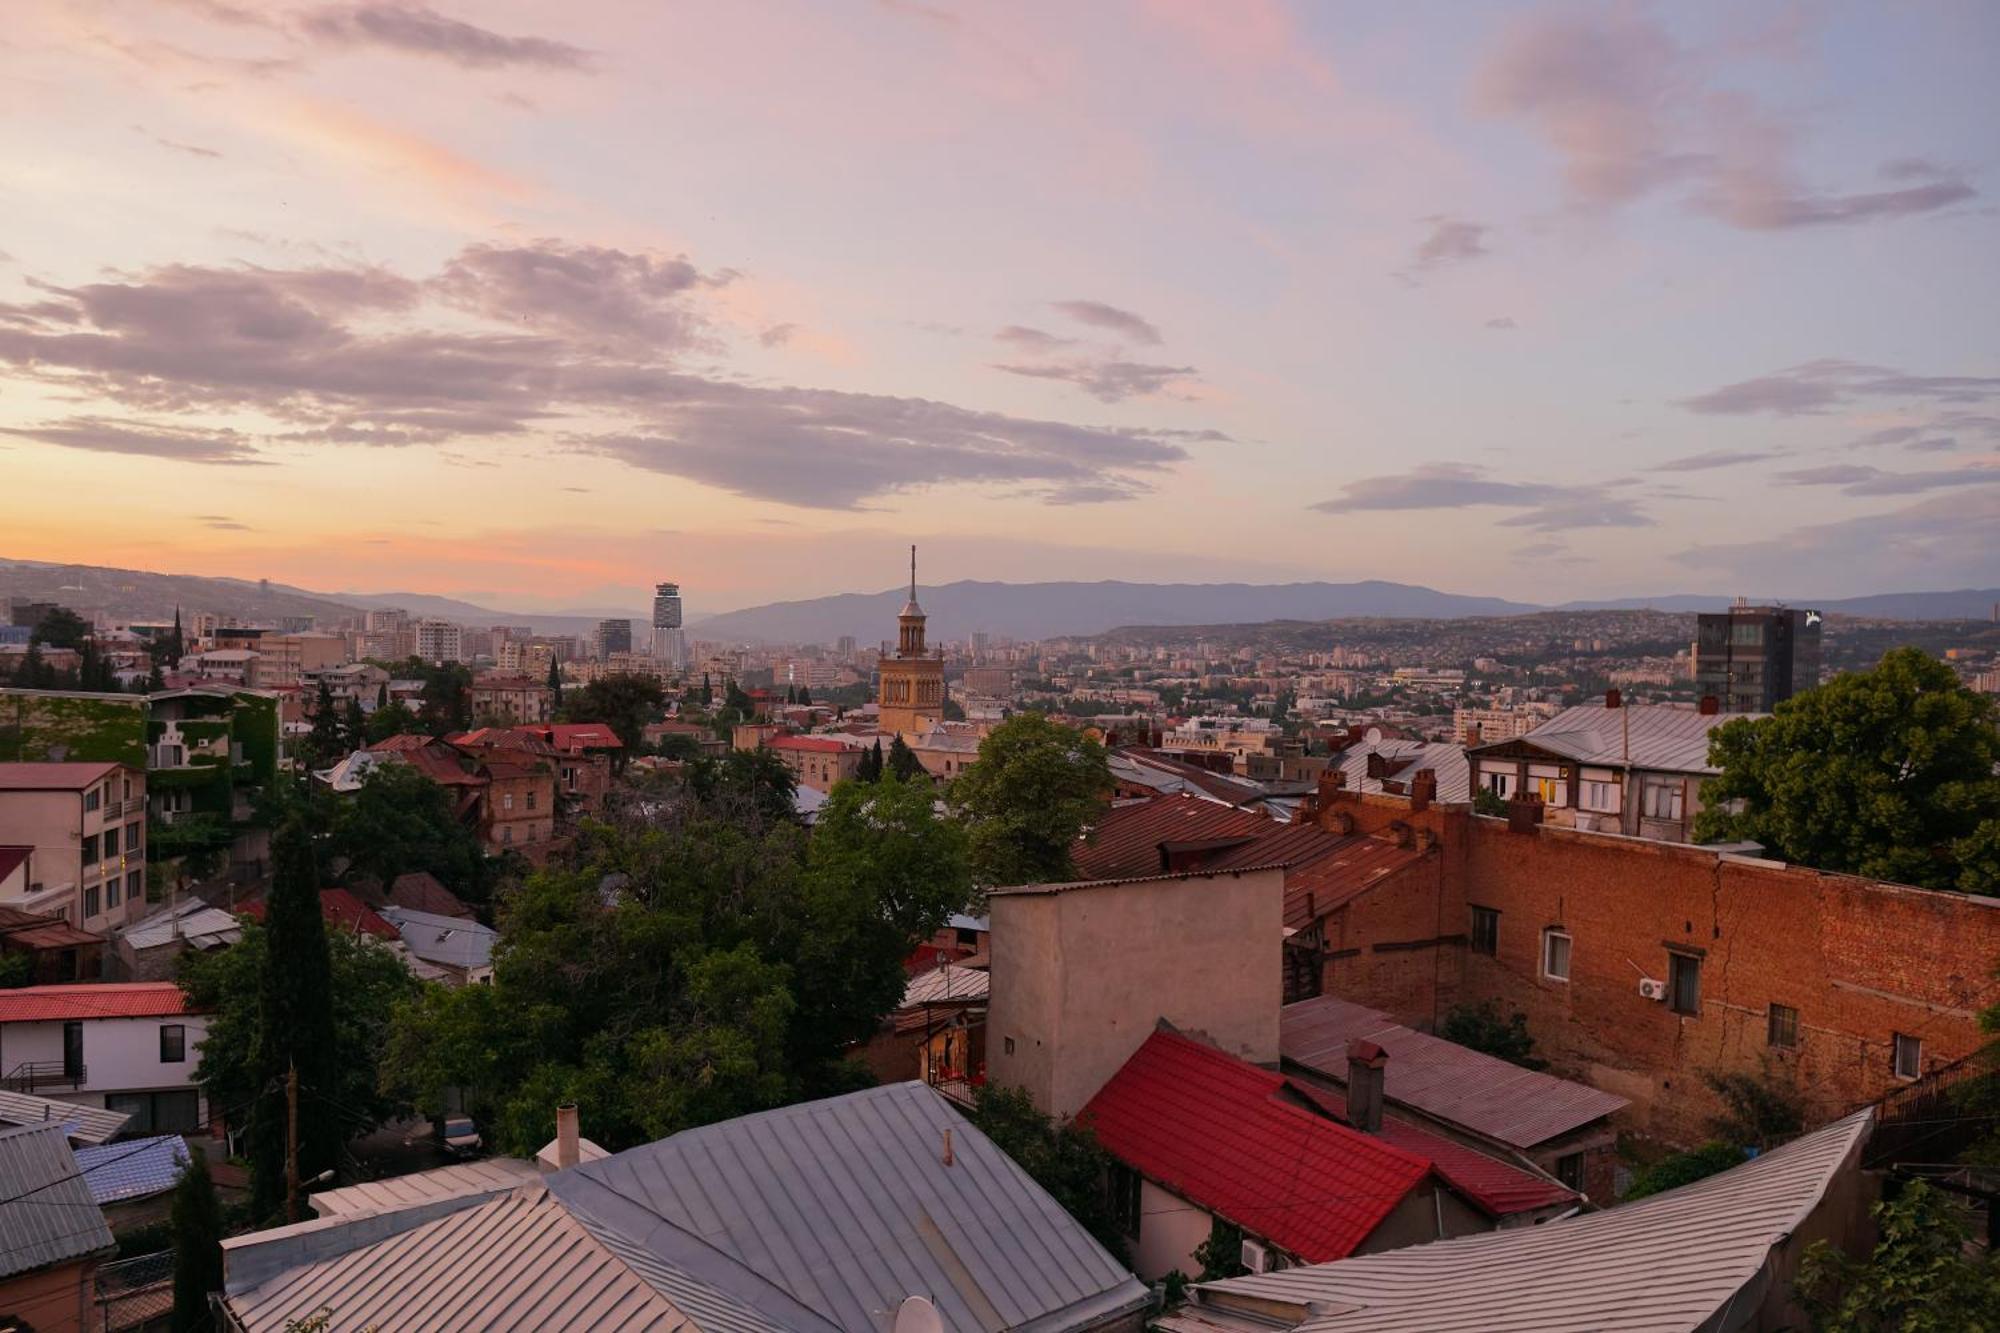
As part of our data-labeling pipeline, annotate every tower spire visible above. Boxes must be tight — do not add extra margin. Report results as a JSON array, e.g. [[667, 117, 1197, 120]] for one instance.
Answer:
[[910, 545, 916, 602]]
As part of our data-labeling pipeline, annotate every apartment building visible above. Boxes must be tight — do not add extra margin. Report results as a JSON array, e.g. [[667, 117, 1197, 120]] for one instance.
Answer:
[[249, 635, 344, 688], [0, 764, 147, 933], [413, 620, 464, 664]]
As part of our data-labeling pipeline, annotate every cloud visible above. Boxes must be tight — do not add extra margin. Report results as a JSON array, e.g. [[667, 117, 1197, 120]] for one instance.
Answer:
[[1514, 541, 1570, 560], [1051, 300, 1163, 345], [0, 244, 1202, 506], [198, 515, 254, 530], [1403, 217, 1490, 277], [994, 325, 1076, 352], [1648, 449, 1778, 472], [300, 4, 592, 71], [1475, 9, 1975, 229], [1682, 359, 2000, 416], [1675, 489, 2000, 586], [991, 359, 1199, 404], [1775, 463, 2000, 496], [0, 417, 262, 464], [136, 127, 224, 159], [758, 323, 797, 348], [1310, 462, 1651, 531], [1485, 317, 1517, 330]]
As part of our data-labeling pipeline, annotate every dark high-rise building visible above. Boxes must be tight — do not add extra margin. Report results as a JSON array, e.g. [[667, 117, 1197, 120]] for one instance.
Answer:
[[1694, 602, 1823, 713], [595, 618, 634, 660]]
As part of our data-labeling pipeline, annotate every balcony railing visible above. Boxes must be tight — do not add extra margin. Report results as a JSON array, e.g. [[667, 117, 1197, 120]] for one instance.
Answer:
[[2, 1061, 86, 1093]]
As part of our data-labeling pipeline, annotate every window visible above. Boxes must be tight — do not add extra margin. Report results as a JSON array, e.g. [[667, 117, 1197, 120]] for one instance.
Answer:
[[1893, 1033, 1921, 1080], [103, 826, 119, 857], [105, 1089, 200, 1135], [63, 1022, 83, 1079], [502, 825, 513, 844], [160, 1025, 186, 1063], [1541, 928, 1571, 982], [81, 835, 99, 866], [1641, 780, 1685, 821], [1768, 1003, 1799, 1049], [526, 791, 537, 811], [1669, 953, 1702, 1016], [83, 787, 101, 813], [1579, 779, 1620, 813], [1004, 1036, 1016, 1056], [1108, 1163, 1143, 1237], [1555, 1153, 1584, 1191], [127, 822, 143, 853], [106, 878, 120, 909], [503, 793, 514, 811], [1470, 906, 1499, 956], [83, 886, 101, 920], [1482, 769, 1515, 799], [1535, 776, 1568, 807], [127, 870, 144, 901]]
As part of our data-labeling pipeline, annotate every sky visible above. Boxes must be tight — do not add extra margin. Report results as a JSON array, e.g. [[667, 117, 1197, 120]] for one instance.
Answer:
[[1, 0, 1996, 617]]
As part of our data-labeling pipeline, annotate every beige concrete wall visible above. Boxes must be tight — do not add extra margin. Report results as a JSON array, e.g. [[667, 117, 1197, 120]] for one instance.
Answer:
[[1132, 1177, 1212, 1281], [988, 867, 1284, 1120]]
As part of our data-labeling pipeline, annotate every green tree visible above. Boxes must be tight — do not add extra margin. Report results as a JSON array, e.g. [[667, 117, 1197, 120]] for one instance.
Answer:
[[29, 606, 88, 649], [887, 734, 925, 782], [244, 818, 341, 1221], [415, 661, 473, 733], [1473, 786, 1508, 817], [1795, 1179, 2000, 1331], [1622, 1142, 1745, 1200], [700, 673, 713, 707], [326, 763, 490, 905], [857, 740, 884, 783], [146, 655, 166, 693], [967, 1085, 1129, 1265], [1193, 1219, 1248, 1281], [164, 606, 186, 666], [1703, 1063, 1805, 1152], [306, 681, 344, 765], [546, 656, 563, 708], [685, 749, 797, 826], [1694, 648, 2000, 892], [947, 713, 1112, 888], [561, 673, 666, 756], [341, 697, 367, 754], [169, 1146, 225, 1333], [363, 698, 419, 744], [1438, 1001, 1545, 1070], [797, 686, 812, 707]]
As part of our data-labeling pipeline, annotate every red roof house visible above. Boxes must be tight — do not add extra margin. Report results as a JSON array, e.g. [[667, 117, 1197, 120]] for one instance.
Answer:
[[238, 889, 401, 943], [0, 982, 195, 1024]]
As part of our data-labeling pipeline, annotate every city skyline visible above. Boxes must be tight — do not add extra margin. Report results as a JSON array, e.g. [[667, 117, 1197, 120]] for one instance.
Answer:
[[3, 1, 1998, 613]]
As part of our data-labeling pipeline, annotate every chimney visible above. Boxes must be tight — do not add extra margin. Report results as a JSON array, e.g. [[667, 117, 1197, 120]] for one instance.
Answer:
[[1346, 1039, 1387, 1134], [1464, 721, 1482, 746], [1604, 688, 1622, 710], [1388, 820, 1414, 850], [1698, 694, 1720, 716], [1506, 794, 1546, 834], [1365, 750, 1388, 780], [555, 1102, 580, 1170], [1409, 769, 1437, 813], [941, 1127, 955, 1167]]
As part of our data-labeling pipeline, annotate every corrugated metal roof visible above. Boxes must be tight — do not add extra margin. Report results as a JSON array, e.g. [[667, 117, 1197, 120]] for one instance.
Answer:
[[227, 1186, 702, 1332], [380, 907, 497, 971], [1335, 741, 1470, 803], [0, 982, 195, 1024], [1181, 1109, 1874, 1333], [0, 1089, 130, 1145], [122, 900, 244, 952], [1082, 1029, 1432, 1264], [1074, 795, 1271, 880], [0, 1121, 114, 1279], [1491, 703, 1759, 775], [1282, 997, 1629, 1150], [901, 963, 990, 1008], [547, 1081, 1150, 1333], [308, 1157, 539, 1218], [76, 1134, 189, 1205]]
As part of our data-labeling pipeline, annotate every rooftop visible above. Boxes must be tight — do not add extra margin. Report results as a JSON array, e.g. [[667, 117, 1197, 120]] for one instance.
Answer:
[[76, 1134, 190, 1206], [1282, 996, 1629, 1151], [0, 761, 124, 791], [1480, 701, 1762, 775], [0, 982, 196, 1024], [0, 1121, 114, 1280], [0, 1088, 130, 1145], [308, 1157, 538, 1219]]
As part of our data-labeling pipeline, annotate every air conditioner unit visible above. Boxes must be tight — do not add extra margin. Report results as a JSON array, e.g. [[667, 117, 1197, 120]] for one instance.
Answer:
[[1638, 977, 1668, 1002], [1240, 1238, 1274, 1274]]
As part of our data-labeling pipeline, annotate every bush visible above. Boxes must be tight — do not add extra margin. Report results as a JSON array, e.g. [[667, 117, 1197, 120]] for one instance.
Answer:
[[1622, 1141, 1745, 1200], [1438, 1001, 1545, 1070]]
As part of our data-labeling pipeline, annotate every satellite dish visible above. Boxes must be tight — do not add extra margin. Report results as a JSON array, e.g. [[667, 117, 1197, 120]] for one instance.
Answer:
[[1364, 726, 1383, 745], [893, 1296, 945, 1333]]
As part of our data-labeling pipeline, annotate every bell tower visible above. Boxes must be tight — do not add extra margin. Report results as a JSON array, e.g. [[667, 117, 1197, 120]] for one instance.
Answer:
[[877, 545, 946, 739]]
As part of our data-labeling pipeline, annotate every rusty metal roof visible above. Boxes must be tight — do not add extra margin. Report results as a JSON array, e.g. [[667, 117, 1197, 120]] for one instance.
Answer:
[[1074, 795, 1271, 880], [1282, 997, 1628, 1150], [1176, 1109, 1873, 1333]]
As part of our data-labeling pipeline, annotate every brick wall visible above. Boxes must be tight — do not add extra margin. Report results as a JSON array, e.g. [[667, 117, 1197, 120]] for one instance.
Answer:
[[1303, 786, 2000, 1144]]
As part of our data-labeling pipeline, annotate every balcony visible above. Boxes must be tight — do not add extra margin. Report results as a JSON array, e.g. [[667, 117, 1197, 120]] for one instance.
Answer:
[[2, 1061, 86, 1094]]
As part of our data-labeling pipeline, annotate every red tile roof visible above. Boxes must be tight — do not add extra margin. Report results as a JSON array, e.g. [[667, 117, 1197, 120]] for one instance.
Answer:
[[1282, 1078, 1576, 1217], [386, 871, 473, 921], [769, 735, 857, 754], [539, 723, 621, 752], [0, 982, 196, 1023], [238, 889, 401, 942], [368, 734, 437, 753], [0, 762, 124, 791], [1081, 1029, 1431, 1263]]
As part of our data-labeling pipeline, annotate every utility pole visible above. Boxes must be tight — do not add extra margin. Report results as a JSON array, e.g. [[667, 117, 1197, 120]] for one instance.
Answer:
[[285, 1061, 300, 1225]]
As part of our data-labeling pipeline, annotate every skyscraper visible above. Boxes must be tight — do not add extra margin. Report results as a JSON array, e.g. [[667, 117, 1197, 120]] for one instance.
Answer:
[[1693, 602, 1823, 713], [651, 582, 686, 664], [595, 618, 633, 660]]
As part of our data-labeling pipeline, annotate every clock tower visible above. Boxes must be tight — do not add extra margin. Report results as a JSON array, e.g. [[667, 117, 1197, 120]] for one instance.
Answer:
[[877, 546, 946, 738]]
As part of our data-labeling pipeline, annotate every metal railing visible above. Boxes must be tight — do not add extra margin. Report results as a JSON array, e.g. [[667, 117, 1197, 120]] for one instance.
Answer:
[[1863, 1050, 2000, 1170], [1, 1061, 86, 1093], [96, 1250, 174, 1331]]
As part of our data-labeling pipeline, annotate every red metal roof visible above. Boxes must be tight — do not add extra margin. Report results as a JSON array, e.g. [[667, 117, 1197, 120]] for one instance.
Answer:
[[1282, 1078, 1575, 1217], [0, 763, 124, 791], [1081, 1029, 1431, 1263], [238, 890, 401, 942], [1073, 796, 1270, 880], [769, 735, 856, 754], [0, 982, 195, 1023], [385, 872, 473, 921], [367, 734, 437, 753], [539, 723, 621, 752]]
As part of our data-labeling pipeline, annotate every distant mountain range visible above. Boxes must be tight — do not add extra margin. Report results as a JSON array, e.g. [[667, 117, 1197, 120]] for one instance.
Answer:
[[3, 558, 1994, 644]]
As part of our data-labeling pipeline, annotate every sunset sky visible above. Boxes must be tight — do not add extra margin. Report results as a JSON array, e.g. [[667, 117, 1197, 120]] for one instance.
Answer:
[[2, 1, 1996, 616]]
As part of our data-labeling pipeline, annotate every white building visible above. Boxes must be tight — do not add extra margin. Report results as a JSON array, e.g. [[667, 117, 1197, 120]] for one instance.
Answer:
[[0, 983, 210, 1134], [413, 619, 464, 664]]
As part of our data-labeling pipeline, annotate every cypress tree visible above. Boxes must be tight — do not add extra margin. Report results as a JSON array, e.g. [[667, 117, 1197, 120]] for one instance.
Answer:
[[889, 734, 924, 782], [341, 697, 366, 754], [798, 686, 812, 707], [170, 1146, 224, 1333], [859, 739, 884, 782], [307, 681, 343, 762], [546, 656, 563, 708], [246, 817, 341, 1222], [166, 606, 185, 665]]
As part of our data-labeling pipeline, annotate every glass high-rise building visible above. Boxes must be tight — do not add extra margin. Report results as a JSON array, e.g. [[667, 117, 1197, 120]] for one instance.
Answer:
[[652, 582, 686, 664], [1694, 603, 1823, 713]]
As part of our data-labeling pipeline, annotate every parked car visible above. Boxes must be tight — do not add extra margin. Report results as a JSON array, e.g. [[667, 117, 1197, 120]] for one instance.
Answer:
[[434, 1114, 483, 1160]]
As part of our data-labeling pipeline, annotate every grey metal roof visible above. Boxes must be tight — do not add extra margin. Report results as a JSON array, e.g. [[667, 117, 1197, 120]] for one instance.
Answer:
[[379, 906, 497, 971], [0, 1088, 131, 1146], [901, 963, 990, 1008], [1491, 703, 1760, 775], [308, 1157, 539, 1218], [1179, 1109, 1873, 1333], [1336, 739, 1471, 803], [1282, 997, 1628, 1150], [226, 1185, 706, 1332], [76, 1134, 189, 1205], [547, 1081, 1151, 1333], [121, 899, 243, 952], [0, 1121, 115, 1279]]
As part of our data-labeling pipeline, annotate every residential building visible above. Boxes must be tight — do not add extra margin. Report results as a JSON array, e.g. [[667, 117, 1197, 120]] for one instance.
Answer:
[[1466, 693, 1746, 842], [1166, 1109, 1873, 1331], [249, 634, 344, 688], [467, 674, 554, 724], [593, 618, 633, 660], [146, 686, 282, 874], [909, 721, 985, 780], [1451, 705, 1549, 746], [380, 906, 496, 985], [0, 982, 210, 1133], [0, 1088, 129, 1145], [877, 548, 946, 737], [0, 1121, 116, 1333], [1694, 602, 1823, 713], [413, 619, 464, 664], [0, 903, 104, 984], [221, 1084, 1150, 1333], [767, 733, 865, 791], [0, 762, 147, 932], [185, 647, 261, 686]]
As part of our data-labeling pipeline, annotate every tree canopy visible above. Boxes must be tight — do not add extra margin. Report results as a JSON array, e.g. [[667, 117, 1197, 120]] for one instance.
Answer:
[[1795, 1179, 2000, 1331], [947, 712, 1111, 887], [169, 1147, 225, 1333], [561, 673, 666, 756], [29, 606, 88, 649], [1694, 648, 2000, 892]]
